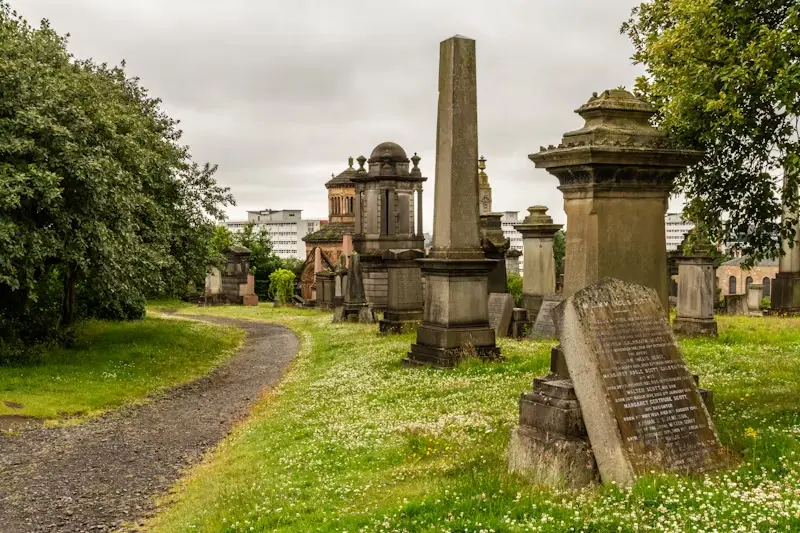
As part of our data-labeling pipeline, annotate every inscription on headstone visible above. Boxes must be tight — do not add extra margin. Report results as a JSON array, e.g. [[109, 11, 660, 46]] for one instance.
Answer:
[[554, 278, 726, 486], [488, 293, 514, 338], [531, 295, 562, 339]]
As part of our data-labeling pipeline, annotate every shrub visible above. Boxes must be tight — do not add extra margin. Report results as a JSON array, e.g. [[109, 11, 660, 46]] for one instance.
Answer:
[[761, 297, 771, 310], [268, 269, 296, 306], [507, 273, 523, 307]]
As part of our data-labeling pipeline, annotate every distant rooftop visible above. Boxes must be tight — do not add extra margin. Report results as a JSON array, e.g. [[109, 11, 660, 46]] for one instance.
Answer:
[[720, 256, 778, 267]]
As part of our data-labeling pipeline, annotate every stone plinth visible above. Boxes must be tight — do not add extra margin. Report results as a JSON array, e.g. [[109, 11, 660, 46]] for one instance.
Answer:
[[316, 271, 335, 310], [673, 256, 717, 337], [515, 206, 562, 319], [510, 307, 531, 339], [725, 294, 749, 315], [380, 249, 425, 334], [747, 283, 764, 316], [554, 278, 726, 486], [405, 35, 500, 367], [529, 90, 703, 312], [480, 212, 510, 294]]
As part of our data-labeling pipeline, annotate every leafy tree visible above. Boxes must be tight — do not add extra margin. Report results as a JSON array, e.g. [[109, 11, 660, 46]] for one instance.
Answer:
[[0, 4, 231, 357], [622, 0, 800, 263], [506, 273, 523, 307], [553, 230, 566, 277], [268, 268, 296, 306], [233, 222, 281, 298], [279, 257, 305, 277]]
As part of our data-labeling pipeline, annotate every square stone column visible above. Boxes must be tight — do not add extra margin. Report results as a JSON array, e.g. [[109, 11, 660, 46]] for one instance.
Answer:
[[514, 206, 562, 318], [673, 256, 718, 337], [406, 35, 500, 368], [772, 192, 800, 311], [380, 249, 425, 334]]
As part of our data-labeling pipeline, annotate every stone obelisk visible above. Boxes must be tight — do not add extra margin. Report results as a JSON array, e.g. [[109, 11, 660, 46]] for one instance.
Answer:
[[406, 35, 500, 368]]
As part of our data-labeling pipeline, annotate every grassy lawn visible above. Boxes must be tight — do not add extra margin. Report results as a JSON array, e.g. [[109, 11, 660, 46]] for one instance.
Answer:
[[0, 315, 243, 420], [145, 303, 800, 533]]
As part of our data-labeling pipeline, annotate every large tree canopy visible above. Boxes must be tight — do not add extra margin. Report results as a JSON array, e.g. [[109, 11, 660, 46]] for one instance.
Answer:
[[0, 3, 232, 356], [622, 0, 800, 262]]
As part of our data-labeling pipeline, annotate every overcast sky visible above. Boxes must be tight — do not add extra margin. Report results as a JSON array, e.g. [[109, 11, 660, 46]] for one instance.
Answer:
[[15, 0, 683, 229]]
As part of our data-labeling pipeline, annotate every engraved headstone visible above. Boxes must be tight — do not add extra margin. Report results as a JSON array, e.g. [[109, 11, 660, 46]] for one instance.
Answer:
[[531, 295, 563, 339], [488, 293, 514, 338], [554, 277, 726, 486]]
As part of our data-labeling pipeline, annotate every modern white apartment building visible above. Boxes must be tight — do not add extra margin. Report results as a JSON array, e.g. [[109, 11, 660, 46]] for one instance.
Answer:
[[665, 212, 694, 252], [501, 211, 524, 275], [225, 209, 322, 260]]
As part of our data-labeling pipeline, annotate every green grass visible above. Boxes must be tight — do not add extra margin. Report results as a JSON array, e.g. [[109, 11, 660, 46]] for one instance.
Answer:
[[0, 316, 244, 419], [144, 304, 800, 533]]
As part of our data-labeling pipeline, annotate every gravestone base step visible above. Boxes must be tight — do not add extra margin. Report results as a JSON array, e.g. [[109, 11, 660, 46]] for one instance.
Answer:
[[341, 306, 376, 324], [379, 310, 423, 334], [508, 425, 598, 489], [673, 316, 718, 337], [404, 343, 502, 369]]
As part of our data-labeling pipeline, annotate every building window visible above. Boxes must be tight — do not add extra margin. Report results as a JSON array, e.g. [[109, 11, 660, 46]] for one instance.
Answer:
[[729, 276, 737, 295], [763, 277, 771, 298], [746, 276, 753, 290]]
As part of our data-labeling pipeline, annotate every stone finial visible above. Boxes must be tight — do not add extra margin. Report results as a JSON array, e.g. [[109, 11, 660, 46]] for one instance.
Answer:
[[524, 205, 554, 225], [478, 156, 489, 186], [348, 156, 354, 169], [411, 152, 420, 170], [356, 155, 367, 173]]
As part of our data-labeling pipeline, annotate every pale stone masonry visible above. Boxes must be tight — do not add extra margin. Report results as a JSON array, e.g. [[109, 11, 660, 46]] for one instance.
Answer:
[[406, 35, 500, 367], [515, 206, 562, 319]]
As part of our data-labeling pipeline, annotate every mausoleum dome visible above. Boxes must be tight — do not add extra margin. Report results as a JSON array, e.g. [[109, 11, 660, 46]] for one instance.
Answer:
[[369, 141, 407, 162]]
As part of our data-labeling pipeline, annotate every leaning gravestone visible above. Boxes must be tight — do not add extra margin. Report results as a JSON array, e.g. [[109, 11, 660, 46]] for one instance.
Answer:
[[553, 278, 726, 486], [488, 293, 514, 338], [531, 294, 563, 339]]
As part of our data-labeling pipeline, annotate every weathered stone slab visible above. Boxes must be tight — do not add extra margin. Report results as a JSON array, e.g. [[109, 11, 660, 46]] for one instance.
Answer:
[[488, 293, 514, 338], [531, 295, 563, 339], [554, 277, 726, 486]]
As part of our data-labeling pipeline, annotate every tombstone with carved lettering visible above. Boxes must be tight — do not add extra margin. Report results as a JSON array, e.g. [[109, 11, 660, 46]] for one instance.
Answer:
[[510, 277, 727, 487]]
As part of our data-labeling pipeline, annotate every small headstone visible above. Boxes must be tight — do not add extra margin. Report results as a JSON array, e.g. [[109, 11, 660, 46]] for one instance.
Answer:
[[488, 293, 514, 338], [554, 278, 727, 486], [531, 295, 563, 339]]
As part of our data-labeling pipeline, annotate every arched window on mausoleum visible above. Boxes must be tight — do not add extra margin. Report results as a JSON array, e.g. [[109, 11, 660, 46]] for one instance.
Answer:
[[763, 277, 771, 298], [729, 276, 737, 295], [746, 276, 753, 290]]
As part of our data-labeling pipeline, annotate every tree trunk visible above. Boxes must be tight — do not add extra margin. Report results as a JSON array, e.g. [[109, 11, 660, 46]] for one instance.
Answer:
[[61, 266, 78, 326]]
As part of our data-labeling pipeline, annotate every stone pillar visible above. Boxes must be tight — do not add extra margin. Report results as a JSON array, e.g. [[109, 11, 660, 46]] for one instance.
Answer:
[[406, 35, 500, 368], [506, 249, 522, 276], [380, 249, 425, 334], [772, 193, 800, 311], [514, 206, 562, 319], [673, 255, 718, 337], [417, 190, 423, 237], [341, 252, 375, 323], [747, 283, 764, 316], [480, 213, 510, 294], [529, 90, 703, 313]]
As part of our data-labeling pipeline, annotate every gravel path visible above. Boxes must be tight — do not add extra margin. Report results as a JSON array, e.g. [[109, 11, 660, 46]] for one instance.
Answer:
[[0, 315, 298, 533]]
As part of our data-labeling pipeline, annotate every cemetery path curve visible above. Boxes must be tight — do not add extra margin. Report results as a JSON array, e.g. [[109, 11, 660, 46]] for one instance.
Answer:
[[0, 315, 299, 533]]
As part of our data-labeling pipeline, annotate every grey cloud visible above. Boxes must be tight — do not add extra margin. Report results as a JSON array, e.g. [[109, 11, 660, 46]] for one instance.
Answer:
[[15, 0, 647, 225]]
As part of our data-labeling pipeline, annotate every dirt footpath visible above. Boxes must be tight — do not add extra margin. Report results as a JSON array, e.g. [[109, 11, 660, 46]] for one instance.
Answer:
[[0, 316, 298, 533]]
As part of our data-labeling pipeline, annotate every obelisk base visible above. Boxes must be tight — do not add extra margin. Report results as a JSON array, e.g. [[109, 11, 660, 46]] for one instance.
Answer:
[[380, 310, 423, 334], [771, 272, 800, 313], [404, 258, 502, 368], [673, 316, 718, 337]]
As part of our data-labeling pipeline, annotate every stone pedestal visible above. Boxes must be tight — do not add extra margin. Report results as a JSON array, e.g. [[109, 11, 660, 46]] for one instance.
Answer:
[[725, 294, 749, 315], [673, 256, 717, 337], [515, 206, 562, 320], [772, 192, 800, 312], [509, 308, 531, 339], [747, 283, 764, 316], [380, 249, 425, 334], [508, 346, 598, 488], [480, 213, 510, 294], [316, 271, 335, 310], [405, 35, 500, 367], [529, 90, 703, 313]]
